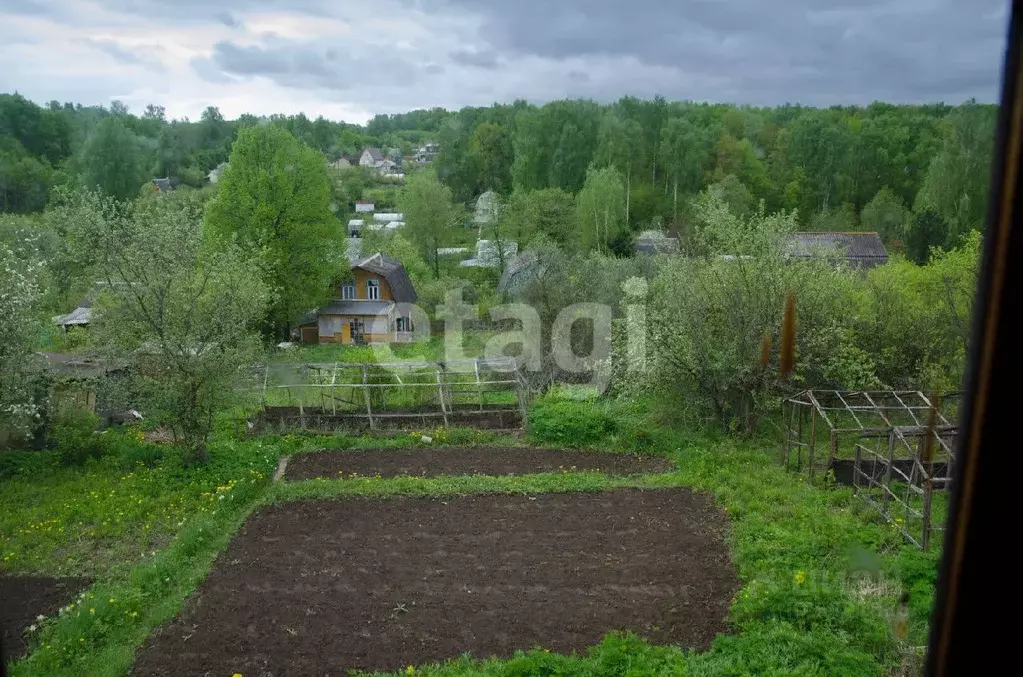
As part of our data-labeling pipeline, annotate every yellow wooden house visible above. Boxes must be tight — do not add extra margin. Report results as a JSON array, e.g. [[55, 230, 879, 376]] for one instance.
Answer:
[[297, 253, 418, 344]]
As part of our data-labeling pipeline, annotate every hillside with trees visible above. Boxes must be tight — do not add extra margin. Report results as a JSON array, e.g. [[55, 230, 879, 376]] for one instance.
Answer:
[[1, 92, 996, 255]]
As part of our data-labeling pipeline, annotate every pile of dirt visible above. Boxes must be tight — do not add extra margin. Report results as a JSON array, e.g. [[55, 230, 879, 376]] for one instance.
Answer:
[[286, 446, 674, 480], [130, 489, 738, 676]]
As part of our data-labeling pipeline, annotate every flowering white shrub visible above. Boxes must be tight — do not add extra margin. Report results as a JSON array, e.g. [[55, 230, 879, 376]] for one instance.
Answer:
[[0, 239, 46, 436]]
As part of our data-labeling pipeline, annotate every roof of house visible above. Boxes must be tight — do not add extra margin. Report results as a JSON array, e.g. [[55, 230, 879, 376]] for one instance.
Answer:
[[317, 300, 394, 316], [54, 305, 93, 327], [54, 290, 98, 327], [635, 230, 680, 254], [355, 199, 375, 204], [39, 352, 123, 378], [497, 251, 540, 293], [363, 147, 384, 161], [152, 177, 173, 191], [786, 232, 888, 267], [353, 253, 418, 303]]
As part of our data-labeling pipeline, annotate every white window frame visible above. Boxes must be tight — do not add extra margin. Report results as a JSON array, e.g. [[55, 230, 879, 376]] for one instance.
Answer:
[[341, 282, 356, 300], [366, 278, 380, 300], [396, 316, 413, 332]]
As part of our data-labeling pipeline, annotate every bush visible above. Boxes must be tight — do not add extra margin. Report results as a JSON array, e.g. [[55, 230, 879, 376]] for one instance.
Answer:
[[49, 412, 108, 466], [528, 398, 616, 446], [0, 450, 58, 481]]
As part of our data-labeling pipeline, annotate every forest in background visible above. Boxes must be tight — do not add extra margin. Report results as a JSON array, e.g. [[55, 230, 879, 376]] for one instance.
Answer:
[[1, 92, 997, 260]]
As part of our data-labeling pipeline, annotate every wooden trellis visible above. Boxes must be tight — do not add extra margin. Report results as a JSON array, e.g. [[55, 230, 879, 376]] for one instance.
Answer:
[[238, 358, 527, 433], [783, 389, 960, 550]]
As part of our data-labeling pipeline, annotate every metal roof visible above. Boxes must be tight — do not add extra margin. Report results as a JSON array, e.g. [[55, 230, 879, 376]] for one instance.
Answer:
[[318, 300, 394, 316], [786, 232, 888, 268], [353, 252, 418, 303]]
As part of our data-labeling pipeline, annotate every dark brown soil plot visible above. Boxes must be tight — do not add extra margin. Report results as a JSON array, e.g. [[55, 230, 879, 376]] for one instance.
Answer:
[[130, 489, 738, 677], [1, 576, 90, 662], [286, 446, 674, 480]]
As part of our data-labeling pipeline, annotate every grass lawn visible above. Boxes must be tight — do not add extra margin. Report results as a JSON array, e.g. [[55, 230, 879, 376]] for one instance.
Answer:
[[1, 395, 941, 676]]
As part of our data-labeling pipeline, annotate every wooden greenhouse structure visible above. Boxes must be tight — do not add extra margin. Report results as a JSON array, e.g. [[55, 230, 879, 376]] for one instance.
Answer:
[[238, 358, 527, 433], [783, 389, 960, 550]]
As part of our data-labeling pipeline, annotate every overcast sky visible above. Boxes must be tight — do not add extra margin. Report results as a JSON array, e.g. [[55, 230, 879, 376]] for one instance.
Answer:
[[0, 0, 1011, 124]]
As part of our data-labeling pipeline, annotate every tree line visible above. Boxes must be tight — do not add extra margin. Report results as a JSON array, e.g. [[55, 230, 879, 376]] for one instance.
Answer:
[[2, 92, 997, 260]]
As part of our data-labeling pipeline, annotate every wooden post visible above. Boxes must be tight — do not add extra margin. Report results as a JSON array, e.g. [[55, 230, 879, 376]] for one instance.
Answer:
[[475, 358, 484, 411], [514, 368, 527, 421], [362, 365, 375, 430], [922, 476, 933, 551], [807, 409, 816, 478], [298, 387, 305, 429], [882, 431, 896, 517], [852, 440, 861, 494], [436, 369, 449, 426]]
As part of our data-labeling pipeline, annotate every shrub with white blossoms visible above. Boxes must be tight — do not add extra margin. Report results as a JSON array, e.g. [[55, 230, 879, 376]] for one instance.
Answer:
[[0, 240, 46, 436]]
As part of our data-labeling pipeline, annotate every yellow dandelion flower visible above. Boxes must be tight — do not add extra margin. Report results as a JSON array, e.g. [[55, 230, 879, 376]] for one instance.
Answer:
[[794, 570, 806, 585], [406, 666, 415, 676]]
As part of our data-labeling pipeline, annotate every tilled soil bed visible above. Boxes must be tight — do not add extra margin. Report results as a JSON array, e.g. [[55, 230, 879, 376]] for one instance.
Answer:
[[130, 488, 738, 677], [1, 576, 91, 662], [285, 446, 674, 480]]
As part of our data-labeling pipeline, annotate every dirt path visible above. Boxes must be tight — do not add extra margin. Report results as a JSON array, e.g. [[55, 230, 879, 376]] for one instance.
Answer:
[[130, 488, 738, 676], [286, 446, 674, 480]]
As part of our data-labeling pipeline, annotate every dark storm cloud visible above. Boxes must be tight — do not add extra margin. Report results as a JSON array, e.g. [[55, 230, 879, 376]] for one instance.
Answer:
[[436, 0, 1009, 103], [1, 0, 1011, 115]]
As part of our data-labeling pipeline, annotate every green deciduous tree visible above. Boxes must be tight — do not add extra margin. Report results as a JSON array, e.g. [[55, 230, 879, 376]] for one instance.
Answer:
[[468, 122, 512, 195], [0, 138, 53, 213], [915, 103, 996, 244], [502, 188, 576, 246], [576, 165, 626, 253], [206, 124, 339, 339], [91, 195, 267, 462], [861, 187, 909, 244], [399, 170, 457, 276], [904, 209, 949, 265], [659, 117, 710, 219], [79, 116, 148, 200]]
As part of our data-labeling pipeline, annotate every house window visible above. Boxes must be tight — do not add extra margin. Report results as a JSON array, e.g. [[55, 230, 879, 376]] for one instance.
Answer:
[[396, 316, 413, 332], [341, 283, 356, 300], [366, 278, 380, 300]]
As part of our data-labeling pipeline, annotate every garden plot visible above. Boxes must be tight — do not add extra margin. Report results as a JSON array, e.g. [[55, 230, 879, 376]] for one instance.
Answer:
[[129, 489, 738, 676], [1, 576, 90, 661], [285, 446, 674, 480]]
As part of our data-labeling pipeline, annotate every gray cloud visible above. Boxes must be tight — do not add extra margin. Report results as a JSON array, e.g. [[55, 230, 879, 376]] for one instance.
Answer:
[[197, 39, 433, 91], [216, 11, 239, 28], [0, 0, 1012, 121], [83, 38, 167, 72], [436, 0, 1009, 104], [450, 49, 499, 69]]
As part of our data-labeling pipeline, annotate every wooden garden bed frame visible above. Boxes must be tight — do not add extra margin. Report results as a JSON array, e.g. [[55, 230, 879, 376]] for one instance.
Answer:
[[783, 389, 960, 550], [238, 358, 528, 431]]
